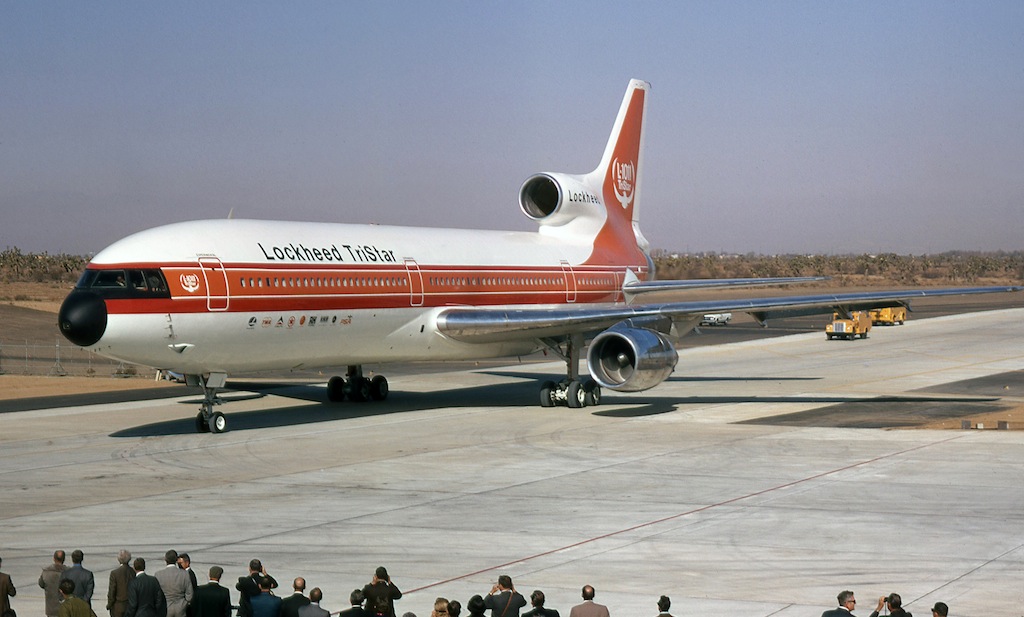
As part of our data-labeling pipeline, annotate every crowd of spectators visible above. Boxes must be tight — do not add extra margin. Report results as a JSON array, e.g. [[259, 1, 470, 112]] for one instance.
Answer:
[[0, 552, 953, 617]]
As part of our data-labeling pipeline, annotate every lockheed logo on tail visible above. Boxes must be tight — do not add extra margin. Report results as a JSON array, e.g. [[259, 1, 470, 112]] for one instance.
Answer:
[[612, 157, 635, 209]]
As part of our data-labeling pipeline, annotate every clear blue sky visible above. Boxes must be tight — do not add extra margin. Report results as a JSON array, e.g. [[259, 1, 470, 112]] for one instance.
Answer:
[[3, 1, 1022, 256]]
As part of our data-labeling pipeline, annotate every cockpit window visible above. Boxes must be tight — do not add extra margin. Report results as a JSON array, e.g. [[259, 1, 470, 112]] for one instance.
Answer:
[[76, 268, 171, 298]]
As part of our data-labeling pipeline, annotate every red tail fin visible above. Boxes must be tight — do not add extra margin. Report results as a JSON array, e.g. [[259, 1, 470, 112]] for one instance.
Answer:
[[584, 79, 650, 268]]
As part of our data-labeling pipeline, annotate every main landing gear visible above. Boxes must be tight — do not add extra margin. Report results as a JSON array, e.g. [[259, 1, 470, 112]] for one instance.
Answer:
[[191, 373, 228, 433], [539, 333, 602, 408], [327, 365, 389, 403]]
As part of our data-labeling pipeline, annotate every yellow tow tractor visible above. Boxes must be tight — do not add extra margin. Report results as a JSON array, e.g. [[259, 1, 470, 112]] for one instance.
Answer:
[[870, 306, 907, 326], [826, 310, 872, 340]]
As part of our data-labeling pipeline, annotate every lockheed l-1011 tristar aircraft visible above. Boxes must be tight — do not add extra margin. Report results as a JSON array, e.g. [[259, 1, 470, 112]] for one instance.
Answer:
[[57, 79, 1020, 433]]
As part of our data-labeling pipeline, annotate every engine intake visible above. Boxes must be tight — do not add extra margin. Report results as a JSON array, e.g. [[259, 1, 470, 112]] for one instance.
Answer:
[[519, 173, 602, 227], [587, 325, 678, 392]]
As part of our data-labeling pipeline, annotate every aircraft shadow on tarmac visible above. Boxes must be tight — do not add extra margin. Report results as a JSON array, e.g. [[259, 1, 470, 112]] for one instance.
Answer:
[[108, 369, 1005, 436]]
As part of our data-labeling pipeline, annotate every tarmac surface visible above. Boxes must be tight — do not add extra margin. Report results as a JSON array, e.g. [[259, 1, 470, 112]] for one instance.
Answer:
[[2, 308, 1024, 617]]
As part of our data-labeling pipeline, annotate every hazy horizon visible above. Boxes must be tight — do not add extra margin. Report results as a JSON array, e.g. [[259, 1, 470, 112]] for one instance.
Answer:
[[3, 2, 1022, 257]]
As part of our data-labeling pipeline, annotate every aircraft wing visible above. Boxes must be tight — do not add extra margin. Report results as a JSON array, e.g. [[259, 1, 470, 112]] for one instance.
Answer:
[[436, 285, 1021, 343]]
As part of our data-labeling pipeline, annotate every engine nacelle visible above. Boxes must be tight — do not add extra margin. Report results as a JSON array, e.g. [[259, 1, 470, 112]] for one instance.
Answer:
[[519, 172, 604, 227], [587, 325, 679, 392]]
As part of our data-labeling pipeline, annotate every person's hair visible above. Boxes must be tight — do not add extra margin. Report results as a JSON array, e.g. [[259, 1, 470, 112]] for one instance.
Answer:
[[209, 566, 224, 580], [178, 553, 190, 565], [249, 559, 262, 572], [932, 602, 948, 617], [530, 591, 546, 608], [432, 597, 449, 617], [467, 595, 486, 616], [657, 596, 671, 612], [71, 550, 84, 564], [59, 579, 76, 595], [375, 566, 389, 580], [258, 576, 273, 590], [293, 578, 306, 592], [582, 586, 595, 601], [310, 588, 323, 603], [133, 558, 146, 572], [55, 550, 66, 563], [118, 550, 132, 565], [887, 594, 902, 609], [497, 575, 512, 590], [165, 550, 178, 565], [350, 589, 365, 606], [449, 599, 462, 617], [837, 591, 855, 606]]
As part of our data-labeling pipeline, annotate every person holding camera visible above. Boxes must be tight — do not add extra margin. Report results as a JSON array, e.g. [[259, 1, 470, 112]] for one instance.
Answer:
[[484, 576, 526, 617], [869, 593, 911, 617]]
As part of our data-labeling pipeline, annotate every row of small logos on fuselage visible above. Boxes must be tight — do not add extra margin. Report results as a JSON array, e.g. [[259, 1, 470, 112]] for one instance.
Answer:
[[246, 314, 353, 329]]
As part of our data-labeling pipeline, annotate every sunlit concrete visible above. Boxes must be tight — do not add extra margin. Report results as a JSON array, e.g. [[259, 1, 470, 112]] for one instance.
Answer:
[[1, 309, 1023, 617]]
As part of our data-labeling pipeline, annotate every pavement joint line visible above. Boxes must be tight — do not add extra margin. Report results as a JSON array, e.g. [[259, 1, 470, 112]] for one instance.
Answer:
[[908, 540, 1024, 608], [404, 432, 967, 594]]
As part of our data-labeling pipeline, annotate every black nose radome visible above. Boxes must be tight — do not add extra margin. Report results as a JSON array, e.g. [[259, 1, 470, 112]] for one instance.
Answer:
[[58, 290, 108, 347]]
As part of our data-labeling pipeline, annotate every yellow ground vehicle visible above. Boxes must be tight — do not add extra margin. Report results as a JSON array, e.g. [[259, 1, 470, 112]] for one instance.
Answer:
[[826, 311, 872, 340], [870, 306, 907, 325]]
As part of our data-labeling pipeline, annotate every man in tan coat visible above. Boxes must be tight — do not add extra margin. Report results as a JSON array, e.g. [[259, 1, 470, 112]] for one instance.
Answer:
[[0, 555, 16, 617], [40, 551, 67, 617]]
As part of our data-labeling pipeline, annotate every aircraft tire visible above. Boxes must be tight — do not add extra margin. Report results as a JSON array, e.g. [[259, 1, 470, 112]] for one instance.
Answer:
[[210, 412, 227, 433], [348, 377, 371, 402], [539, 381, 556, 408], [327, 376, 346, 402], [584, 380, 601, 406], [567, 380, 585, 409], [370, 375, 389, 401], [195, 412, 210, 433]]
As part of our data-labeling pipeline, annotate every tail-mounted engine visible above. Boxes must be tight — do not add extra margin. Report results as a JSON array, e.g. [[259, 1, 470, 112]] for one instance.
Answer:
[[519, 173, 604, 228], [587, 324, 678, 392]]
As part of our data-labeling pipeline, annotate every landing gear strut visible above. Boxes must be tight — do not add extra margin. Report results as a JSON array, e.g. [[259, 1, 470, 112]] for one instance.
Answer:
[[539, 333, 601, 408], [327, 365, 389, 403], [190, 372, 228, 433]]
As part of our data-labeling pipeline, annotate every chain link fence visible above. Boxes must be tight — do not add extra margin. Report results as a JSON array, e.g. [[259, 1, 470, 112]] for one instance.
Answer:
[[0, 339, 149, 378]]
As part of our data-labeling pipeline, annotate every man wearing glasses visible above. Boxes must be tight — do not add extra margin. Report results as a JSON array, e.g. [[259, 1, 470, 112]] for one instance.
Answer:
[[821, 591, 857, 617]]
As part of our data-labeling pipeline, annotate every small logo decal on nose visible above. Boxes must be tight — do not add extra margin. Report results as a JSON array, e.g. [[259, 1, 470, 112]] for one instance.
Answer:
[[180, 273, 201, 293]]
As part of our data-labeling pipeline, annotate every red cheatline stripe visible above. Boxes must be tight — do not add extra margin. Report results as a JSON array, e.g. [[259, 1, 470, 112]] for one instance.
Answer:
[[405, 434, 964, 594]]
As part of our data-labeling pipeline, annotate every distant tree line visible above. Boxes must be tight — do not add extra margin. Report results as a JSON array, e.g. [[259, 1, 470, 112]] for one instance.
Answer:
[[0, 248, 87, 284], [652, 251, 1024, 286], [1, 247, 1021, 287]]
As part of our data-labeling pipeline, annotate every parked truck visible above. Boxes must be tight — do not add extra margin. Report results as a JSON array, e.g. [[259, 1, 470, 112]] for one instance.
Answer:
[[870, 306, 907, 325], [826, 311, 872, 340]]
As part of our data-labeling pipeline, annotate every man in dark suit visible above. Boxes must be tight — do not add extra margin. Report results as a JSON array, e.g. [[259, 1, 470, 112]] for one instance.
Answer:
[[362, 568, 401, 617], [484, 576, 526, 617], [336, 590, 365, 617], [191, 567, 231, 617], [567, 586, 609, 617], [521, 591, 558, 617], [280, 579, 309, 617], [236, 561, 277, 617], [60, 550, 95, 607], [108, 550, 136, 617], [821, 591, 857, 617], [125, 559, 166, 617]]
